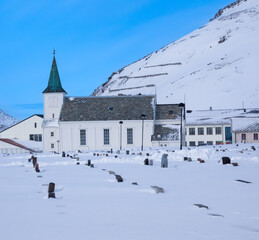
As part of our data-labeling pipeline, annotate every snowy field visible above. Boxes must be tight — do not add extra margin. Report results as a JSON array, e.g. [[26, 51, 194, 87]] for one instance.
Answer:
[[0, 144, 259, 240]]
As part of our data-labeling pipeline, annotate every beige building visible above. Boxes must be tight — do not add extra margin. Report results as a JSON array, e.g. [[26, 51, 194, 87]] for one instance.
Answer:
[[232, 117, 259, 143]]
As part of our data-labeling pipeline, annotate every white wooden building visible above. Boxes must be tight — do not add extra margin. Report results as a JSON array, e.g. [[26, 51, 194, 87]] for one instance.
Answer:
[[42, 54, 185, 152], [185, 108, 259, 146], [0, 114, 43, 142]]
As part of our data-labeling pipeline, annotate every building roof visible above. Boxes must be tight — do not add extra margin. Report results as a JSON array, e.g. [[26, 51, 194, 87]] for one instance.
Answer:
[[152, 124, 179, 141], [155, 104, 182, 120], [186, 108, 259, 126], [43, 55, 67, 94], [232, 117, 259, 132], [60, 95, 155, 121]]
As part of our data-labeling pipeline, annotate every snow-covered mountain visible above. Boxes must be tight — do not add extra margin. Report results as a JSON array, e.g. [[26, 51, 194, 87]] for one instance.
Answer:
[[93, 0, 259, 110], [0, 109, 17, 132]]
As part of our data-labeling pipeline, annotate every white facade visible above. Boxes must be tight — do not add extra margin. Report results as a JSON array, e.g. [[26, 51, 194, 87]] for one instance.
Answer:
[[0, 140, 30, 154], [43, 92, 65, 152], [59, 120, 154, 152], [0, 115, 43, 142], [185, 124, 231, 146]]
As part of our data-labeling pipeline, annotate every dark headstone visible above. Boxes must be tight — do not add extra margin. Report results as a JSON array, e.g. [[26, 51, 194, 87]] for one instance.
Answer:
[[126, 150, 130, 155], [232, 162, 238, 166], [161, 154, 168, 168], [132, 182, 138, 185], [236, 179, 251, 184], [32, 157, 37, 167], [144, 158, 149, 165], [222, 157, 231, 165], [76, 162, 80, 165], [115, 155, 118, 158], [35, 163, 40, 172], [62, 151, 66, 157], [146, 153, 150, 156], [183, 157, 188, 161], [111, 148, 113, 154], [115, 175, 123, 182], [194, 204, 209, 209], [87, 160, 91, 166], [90, 164, 94, 168], [149, 160, 153, 166], [151, 186, 164, 194], [48, 182, 55, 193]]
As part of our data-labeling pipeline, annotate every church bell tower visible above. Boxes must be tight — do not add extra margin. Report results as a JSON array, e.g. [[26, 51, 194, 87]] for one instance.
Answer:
[[42, 51, 67, 152]]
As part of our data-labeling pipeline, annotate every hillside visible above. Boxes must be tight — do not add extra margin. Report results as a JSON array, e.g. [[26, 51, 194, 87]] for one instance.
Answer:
[[0, 109, 17, 132], [93, 0, 259, 110]]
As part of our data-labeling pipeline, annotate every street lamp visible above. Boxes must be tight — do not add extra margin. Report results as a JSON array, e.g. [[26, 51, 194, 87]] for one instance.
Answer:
[[119, 121, 123, 150], [178, 103, 185, 150], [141, 114, 146, 151]]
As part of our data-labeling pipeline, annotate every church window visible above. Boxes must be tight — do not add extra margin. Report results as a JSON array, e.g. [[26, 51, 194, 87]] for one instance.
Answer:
[[51, 143, 54, 149], [52, 114, 55, 118], [127, 128, 133, 144], [80, 129, 86, 145], [103, 129, 110, 145], [34, 123, 37, 128], [51, 132, 54, 137]]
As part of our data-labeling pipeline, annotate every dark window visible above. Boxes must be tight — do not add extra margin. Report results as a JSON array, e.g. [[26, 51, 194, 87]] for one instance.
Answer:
[[198, 141, 204, 146], [215, 127, 222, 135], [198, 128, 204, 135], [52, 113, 55, 118], [189, 141, 196, 146], [189, 128, 195, 135], [254, 133, 258, 141], [241, 133, 246, 141], [51, 143, 54, 149], [29, 134, 42, 142], [207, 141, 213, 145], [51, 132, 54, 137], [34, 123, 37, 128], [127, 128, 133, 144], [80, 129, 86, 145], [104, 129, 110, 145], [206, 127, 213, 135]]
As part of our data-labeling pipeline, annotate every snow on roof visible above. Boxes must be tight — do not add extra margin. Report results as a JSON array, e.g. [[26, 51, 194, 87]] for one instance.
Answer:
[[232, 117, 259, 132], [186, 108, 259, 125], [42, 119, 59, 127]]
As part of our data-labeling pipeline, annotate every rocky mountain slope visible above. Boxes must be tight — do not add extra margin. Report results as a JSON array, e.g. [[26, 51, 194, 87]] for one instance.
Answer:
[[93, 0, 259, 110], [0, 109, 17, 132]]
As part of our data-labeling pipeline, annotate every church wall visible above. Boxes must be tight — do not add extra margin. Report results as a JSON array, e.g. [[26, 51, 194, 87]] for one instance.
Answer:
[[59, 120, 154, 152], [43, 92, 65, 120]]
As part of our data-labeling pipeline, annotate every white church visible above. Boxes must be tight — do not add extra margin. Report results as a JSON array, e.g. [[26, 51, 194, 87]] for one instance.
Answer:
[[42, 54, 185, 152]]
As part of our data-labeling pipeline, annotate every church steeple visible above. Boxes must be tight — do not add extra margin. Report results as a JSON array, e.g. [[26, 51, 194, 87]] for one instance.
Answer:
[[43, 51, 67, 94]]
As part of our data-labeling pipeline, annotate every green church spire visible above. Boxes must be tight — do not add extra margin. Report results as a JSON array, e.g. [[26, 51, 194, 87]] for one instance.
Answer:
[[43, 51, 67, 94]]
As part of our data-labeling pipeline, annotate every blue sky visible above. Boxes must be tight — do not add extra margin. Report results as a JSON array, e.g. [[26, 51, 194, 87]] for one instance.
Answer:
[[0, 0, 234, 120]]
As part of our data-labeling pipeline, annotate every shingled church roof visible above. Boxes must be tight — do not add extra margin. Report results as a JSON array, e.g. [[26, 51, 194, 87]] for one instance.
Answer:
[[60, 95, 155, 121], [43, 53, 67, 94]]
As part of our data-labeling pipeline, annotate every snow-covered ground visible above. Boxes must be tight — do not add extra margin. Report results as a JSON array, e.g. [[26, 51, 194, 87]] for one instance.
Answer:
[[0, 143, 259, 240]]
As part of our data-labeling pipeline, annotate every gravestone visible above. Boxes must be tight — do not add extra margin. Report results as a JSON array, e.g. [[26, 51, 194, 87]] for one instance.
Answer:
[[62, 151, 66, 157], [222, 157, 231, 165], [87, 160, 91, 166], [161, 154, 168, 168], [48, 182, 55, 199], [126, 150, 130, 155], [32, 157, 37, 167], [35, 163, 40, 172], [144, 158, 149, 165], [149, 160, 153, 166], [115, 175, 123, 182]]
